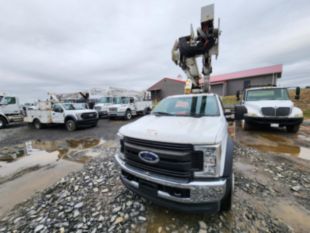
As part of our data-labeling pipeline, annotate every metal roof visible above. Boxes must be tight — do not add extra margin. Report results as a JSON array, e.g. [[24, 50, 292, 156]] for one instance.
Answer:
[[147, 77, 185, 91], [210, 64, 283, 83], [147, 64, 283, 91]]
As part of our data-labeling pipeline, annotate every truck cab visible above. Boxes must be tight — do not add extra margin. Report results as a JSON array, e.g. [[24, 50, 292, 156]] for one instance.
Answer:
[[94, 96, 113, 118], [115, 93, 234, 213], [235, 87, 303, 133], [108, 96, 152, 120], [0, 95, 24, 129]]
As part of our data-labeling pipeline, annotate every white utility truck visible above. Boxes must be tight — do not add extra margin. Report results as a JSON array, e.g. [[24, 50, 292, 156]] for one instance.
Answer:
[[235, 86, 303, 133], [0, 94, 24, 129], [115, 94, 234, 212], [94, 96, 113, 118], [24, 102, 98, 131], [108, 96, 152, 120]]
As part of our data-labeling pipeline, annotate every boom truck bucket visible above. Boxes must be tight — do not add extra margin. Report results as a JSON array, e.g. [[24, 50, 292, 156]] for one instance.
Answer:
[[172, 4, 221, 93]]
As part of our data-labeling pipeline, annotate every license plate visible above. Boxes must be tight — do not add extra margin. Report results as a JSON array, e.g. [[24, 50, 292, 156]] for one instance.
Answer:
[[271, 123, 279, 127]]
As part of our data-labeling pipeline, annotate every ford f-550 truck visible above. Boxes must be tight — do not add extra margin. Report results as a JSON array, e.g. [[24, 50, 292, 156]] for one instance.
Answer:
[[115, 93, 234, 212]]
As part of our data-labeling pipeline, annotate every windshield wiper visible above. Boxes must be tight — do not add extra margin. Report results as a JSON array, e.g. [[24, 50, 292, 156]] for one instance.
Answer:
[[153, 112, 174, 116]]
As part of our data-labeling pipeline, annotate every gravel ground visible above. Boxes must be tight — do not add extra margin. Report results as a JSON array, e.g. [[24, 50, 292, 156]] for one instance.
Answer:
[[1, 141, 309, 233]]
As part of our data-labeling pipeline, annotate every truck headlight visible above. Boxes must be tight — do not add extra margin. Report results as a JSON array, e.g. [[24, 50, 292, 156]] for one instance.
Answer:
[[76, 113, 83, 120], [294, 113, 303, 118], [117, 132, 125, 159], [194, 144, 221, 177]]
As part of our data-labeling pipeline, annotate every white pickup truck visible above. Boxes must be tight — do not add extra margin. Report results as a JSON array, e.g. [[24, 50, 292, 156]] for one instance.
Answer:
[[108, 96, 152, 120], [24, 102, 98, 131], [94, 96, 113, 118], [115, 93, 234, 213], [235, 87, 303, 133], [0, 95, 24, 129]]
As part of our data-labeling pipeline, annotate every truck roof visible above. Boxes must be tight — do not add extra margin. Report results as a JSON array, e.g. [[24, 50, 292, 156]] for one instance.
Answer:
[[245, 86, 286, 91], [167, 93, 217, 98]]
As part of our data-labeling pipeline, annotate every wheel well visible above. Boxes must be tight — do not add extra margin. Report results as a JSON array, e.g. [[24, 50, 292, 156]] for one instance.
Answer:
[[0, 115, 8, 124], [126, 108, 131, 113], [32, 118, 40, 123], [65, 116, 76, 122]]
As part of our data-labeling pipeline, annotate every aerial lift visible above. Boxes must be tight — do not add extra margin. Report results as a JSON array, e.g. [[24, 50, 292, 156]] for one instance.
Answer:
[[172, 4, 220, 93]]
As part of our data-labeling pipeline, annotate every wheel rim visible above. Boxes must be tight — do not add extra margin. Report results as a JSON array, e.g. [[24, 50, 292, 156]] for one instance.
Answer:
[[35, 121, 40, 129], [127, 112, 132, 119], [67, 121, 74, 130]]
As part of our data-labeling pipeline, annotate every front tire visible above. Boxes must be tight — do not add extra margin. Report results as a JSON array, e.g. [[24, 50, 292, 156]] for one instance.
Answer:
[[125, 110, 132, 120], [220, 174, 234, 212], [286, 124, 300, 133], [243, 121, 253, 130], [0, 117, 7, 129], [65, 119, 77, 131], [33, 119, 42, 130]]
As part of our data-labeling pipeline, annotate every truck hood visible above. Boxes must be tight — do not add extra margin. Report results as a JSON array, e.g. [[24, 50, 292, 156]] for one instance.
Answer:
[[66, 109, 97, 114], [245, 100, 293, 110], [119, 115, 222, 144]]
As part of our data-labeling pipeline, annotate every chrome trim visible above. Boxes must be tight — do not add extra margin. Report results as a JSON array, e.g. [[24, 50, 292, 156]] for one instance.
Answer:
[[122, 177, 139, 189], [124, 142, 189, 156], [115, 153, 226, 203]]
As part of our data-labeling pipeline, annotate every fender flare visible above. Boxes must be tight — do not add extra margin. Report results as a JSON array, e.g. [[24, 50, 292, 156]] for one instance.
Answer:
[[0, 114, 8, 123], [64, 115, 76, 122]]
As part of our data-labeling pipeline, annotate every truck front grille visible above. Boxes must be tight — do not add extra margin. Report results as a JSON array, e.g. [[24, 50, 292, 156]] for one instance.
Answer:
[[123, 137, 203, 179], [276, 107, 291, 116], [261, 107, 290, 117], [81, 112, 97, 119]]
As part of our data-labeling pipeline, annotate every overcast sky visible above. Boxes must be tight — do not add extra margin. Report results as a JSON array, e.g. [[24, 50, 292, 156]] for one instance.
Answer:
[[1, 0, 310, 102]]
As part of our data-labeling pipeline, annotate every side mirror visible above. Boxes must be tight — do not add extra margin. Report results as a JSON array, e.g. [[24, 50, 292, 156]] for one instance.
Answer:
[[295, 87, 301, 100], [236, 91, 240, 101]]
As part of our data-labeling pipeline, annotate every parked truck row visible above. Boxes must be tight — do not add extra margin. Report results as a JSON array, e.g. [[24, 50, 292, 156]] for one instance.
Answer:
[[0, 92, 152, 130]]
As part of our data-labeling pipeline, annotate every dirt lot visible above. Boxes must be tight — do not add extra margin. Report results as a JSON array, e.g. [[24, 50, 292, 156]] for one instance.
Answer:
[[0, 118, 309, 233]]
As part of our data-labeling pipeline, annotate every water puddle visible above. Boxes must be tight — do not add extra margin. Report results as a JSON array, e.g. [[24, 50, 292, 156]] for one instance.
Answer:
[[0, 138, 104, 165], [229, 122, 310, 161], [0, 137, 106, 217], [138, 206, 233, 233]]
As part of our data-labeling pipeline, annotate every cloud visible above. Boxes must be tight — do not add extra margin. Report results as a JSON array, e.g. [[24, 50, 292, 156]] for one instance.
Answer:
[[0, 0, 310, 102]]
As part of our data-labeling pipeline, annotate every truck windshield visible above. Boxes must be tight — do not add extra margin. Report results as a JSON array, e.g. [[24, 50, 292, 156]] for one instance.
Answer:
[[113, 97, 129, 104], [246, 88, 289, 101], [98, 97, 112, 103], [152, 95, 220, 117], [63, 103, 76, 110]]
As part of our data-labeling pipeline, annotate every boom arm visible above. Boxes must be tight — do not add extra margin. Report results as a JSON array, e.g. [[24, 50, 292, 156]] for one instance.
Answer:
[[172, 4, 220, 93]]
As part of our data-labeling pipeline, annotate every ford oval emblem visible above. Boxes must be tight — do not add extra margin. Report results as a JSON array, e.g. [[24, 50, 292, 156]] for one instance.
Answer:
[[138, 151, 160, 164]]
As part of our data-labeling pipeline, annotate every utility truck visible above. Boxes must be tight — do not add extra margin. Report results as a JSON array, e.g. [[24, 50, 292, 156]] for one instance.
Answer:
[[108, 96, 152, 120], [235, 86, 303, 133], [94, 96, 113, 118], [24, 102, 98, 131], [115, 94, 234, 212], [0, 94, 24, 129], [114, 4, 234, 213]]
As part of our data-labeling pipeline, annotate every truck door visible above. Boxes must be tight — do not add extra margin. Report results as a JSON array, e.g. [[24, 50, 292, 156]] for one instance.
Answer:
[[0, 97, 20, 115], [129, 97, 137, 113], [52, 104, 65, 123]]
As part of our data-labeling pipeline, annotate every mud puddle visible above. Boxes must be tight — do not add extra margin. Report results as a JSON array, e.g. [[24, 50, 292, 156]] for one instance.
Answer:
[[229, 122, 310, 160], [0, 137, 106, 217]]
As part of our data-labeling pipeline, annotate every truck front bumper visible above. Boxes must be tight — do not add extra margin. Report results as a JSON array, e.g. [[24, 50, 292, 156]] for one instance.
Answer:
[[244, 116, 303, 126], [98, 111, 108, 118], [115, 153, 227, 213], [109, 112, 125, 117], [76, 118, 98, 127]]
